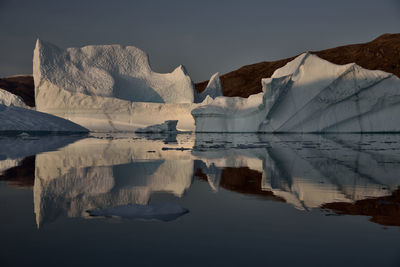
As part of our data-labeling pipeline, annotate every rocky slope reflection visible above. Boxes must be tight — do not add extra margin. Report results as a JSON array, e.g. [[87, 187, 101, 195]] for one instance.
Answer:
[[6, 133, 400, 227]]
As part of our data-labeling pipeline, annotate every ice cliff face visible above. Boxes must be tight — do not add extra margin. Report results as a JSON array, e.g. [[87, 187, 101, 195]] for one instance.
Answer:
[[193, 53, 400, 132], [33, 39, 194, 104]]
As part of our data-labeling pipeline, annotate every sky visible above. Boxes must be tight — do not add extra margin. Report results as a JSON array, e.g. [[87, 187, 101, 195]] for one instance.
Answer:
[[0, 0, 399, 82]]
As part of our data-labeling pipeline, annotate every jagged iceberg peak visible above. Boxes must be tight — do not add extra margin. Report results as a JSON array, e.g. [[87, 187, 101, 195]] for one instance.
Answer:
[[260, 52, 395, 132], [33, 39, 195, 104], [194, 72, 223, 103], [192, 52, 400, 133]]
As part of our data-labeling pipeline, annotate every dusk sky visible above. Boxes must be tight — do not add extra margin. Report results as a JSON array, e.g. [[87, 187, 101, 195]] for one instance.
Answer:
[[0, 0, 399, 82]]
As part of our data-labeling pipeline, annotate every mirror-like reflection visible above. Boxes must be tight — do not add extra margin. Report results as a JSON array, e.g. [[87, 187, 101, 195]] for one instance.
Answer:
[[1, 133, 400, 227]]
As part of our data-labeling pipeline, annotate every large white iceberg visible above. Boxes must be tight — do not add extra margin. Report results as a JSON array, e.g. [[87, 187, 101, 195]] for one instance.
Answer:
[[33, 40, 217, 132], [34, 40, 194, 103], [192, 53, 400, 132]]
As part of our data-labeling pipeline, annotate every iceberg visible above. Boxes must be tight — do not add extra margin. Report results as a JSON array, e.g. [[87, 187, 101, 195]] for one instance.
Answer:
[[192, 53, 400, 133], [33, 40, 220, 132], [0, 88, 87, 132], [33, 40, 194, 104]]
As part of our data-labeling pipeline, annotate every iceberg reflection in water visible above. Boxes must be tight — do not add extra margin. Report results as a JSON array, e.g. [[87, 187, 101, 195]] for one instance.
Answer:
[[87, 203, 189, 222], [2, 133, 400, 227]]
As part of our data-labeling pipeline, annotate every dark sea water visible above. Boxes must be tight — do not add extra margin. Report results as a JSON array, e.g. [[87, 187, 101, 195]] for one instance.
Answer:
[[1, 133, 400, 267]]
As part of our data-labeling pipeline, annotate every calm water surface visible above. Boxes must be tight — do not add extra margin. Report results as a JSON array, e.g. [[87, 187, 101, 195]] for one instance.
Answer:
[[1, 133, 400, 267]]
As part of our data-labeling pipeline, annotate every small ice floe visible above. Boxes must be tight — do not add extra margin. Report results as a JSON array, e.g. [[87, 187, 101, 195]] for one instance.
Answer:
[[18, 132, 39, 140], [86, 203, 189, 222], [18, 132, 30, 138], [135, 120, 178, 133]]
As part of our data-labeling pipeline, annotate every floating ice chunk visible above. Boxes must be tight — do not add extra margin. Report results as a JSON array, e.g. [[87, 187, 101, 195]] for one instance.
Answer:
[[18, 132, 30, 137], [135, 120, 178, 133], [86, 203, 189, 221]]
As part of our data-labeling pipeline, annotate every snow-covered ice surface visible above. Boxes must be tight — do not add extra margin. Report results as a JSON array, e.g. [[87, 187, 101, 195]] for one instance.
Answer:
[[87, 203, 188, 221], [193, 53, 400, 132], [22, 132, 400, 227], [33, 40, 212, 132]]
